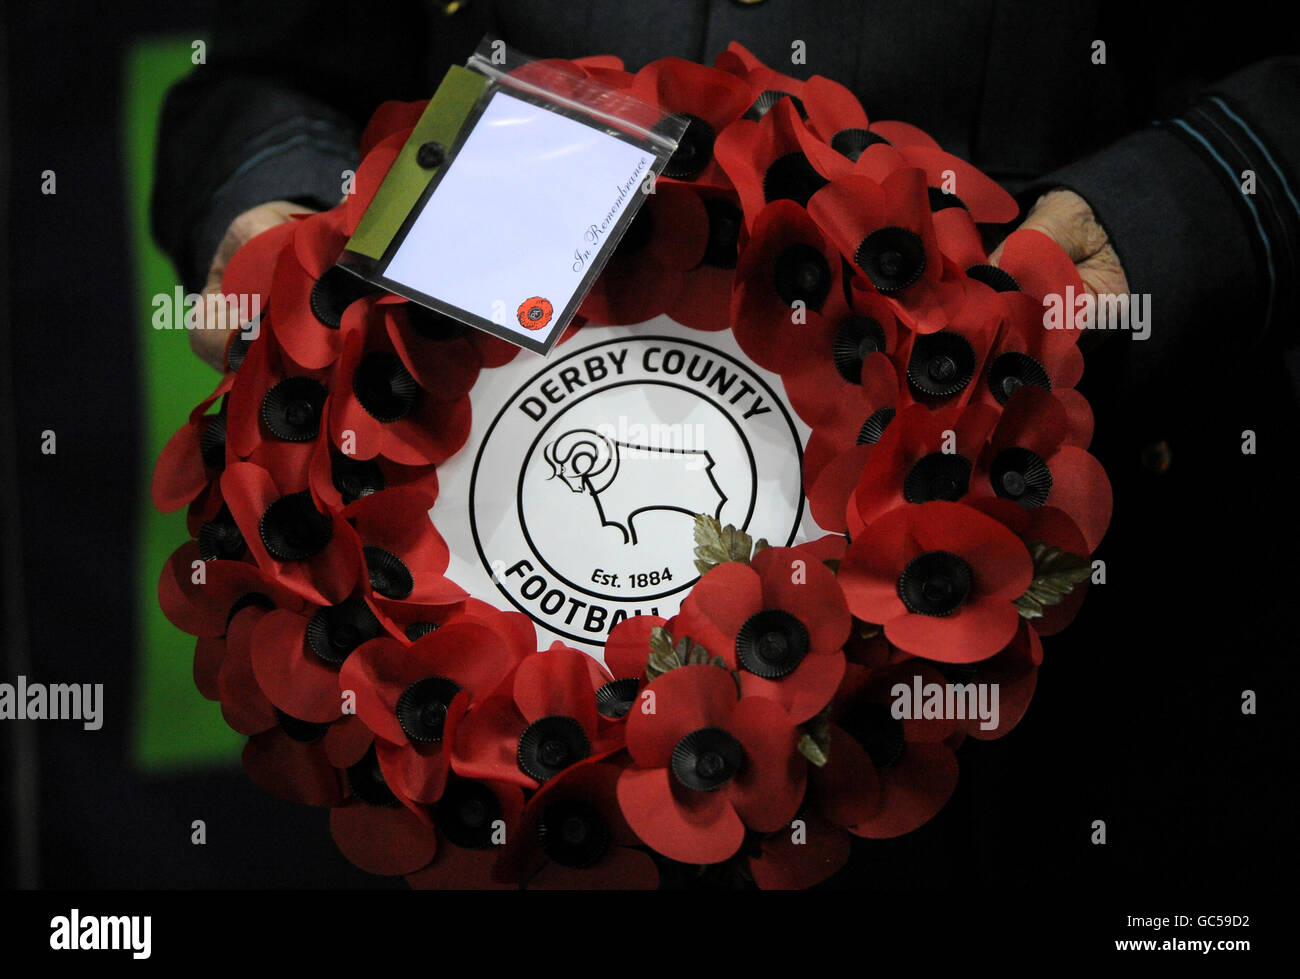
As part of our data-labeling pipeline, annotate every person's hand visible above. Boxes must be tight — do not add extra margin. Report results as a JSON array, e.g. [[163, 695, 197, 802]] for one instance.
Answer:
[[990, 188, 1129, 341], [188, 200, 317, 370]]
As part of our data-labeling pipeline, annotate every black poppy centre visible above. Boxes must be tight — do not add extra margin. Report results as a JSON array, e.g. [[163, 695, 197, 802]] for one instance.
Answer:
[[662, 113, 716, 180], [898, 550, 973, 617], [306, 595, 383, 665], [907, 331, 976, 398], [832, 316, 887, 383], [671, 727, 745, 792], [364, 546, 414, 600], [904, 452, 973, 503], [435, 780, 502, 849], [259, 491, 333, 561], [353, 352, 418, 422], [990, 447, 1053, 507], [536, 798, 612, 868], [311, 265, 377, 329], [262, 376, 326, 442], [987, 352, 1051, 404], [396, 675, 461, 743], [763, 151, 828, 208], [736, 608, 810, 678], [772, 242, 831, 310], [857, 406, 896, 446], [856, 226, 926, 293], [517, 715, 591, 782]]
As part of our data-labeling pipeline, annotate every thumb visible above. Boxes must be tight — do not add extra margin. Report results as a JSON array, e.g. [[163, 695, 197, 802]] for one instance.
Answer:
[[989, 189, 1129, 300], [188, 201, 314, 371]]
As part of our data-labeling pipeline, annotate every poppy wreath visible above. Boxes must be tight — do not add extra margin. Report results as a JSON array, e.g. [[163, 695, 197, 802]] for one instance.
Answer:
[[153, 43, 1111, 889]]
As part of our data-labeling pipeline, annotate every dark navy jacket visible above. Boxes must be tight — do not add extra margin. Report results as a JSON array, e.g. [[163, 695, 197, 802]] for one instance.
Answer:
[[150, 1, 1300, 888]]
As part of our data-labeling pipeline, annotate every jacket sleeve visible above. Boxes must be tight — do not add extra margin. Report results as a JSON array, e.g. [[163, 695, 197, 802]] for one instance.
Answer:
[[1018, 57, 1300, 379], [150, 0, 489, 292]]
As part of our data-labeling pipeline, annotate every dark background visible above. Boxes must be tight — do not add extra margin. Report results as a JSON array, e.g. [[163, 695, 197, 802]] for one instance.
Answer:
[[0, 0, 1291, 894]]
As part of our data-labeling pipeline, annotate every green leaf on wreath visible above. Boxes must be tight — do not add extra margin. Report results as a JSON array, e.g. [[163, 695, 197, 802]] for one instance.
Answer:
[[856, 621, 881, 640], [1013, 541, 1091, 619], [683, 637, 712, 665], [646, 625, 715, 680], [796, 707, 832, 767], [646, 626, 682, 680], [693, 514, 766, 574]]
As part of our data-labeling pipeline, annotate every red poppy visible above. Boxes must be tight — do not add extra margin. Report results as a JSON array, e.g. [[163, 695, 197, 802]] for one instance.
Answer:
[[216, 602, 279, 736], [931, 198, 989, 270], [342, 127, 410, 237], [731, 199, 846, 371], [799, 84, 1016, 226], [375, 293, 516, 399], [220, 460, 364, 606], [247, 589, 397, 725], [795, 74, 911, 178], [516, 297, 553, 331], [809, 169, 969, 335], [827, 661, 960, 838], [627, 57, 753, 192], [329, 745, 439, 876], [306, 435, 439, 512], [804, 716, 881, 833], [713, 41, 813, 122], [890, 143, 1018, 225], [715, 98, 846, 230], [966, 495, 1092, 636], [151, 377, 233, 513], [602, 613, 667, 683], [837, 500, 1033, 662], [579, 182, 708, 325], [573, 54, 632, 83], [494, 761, 659, 889], [267, 207, 376, 370], [451, 645, 622, 790], [746, 808, 853, 889], [801, 351, 899, 534], [616, 664, 805, 865], [968, 386, 1112, 552], [992, 227, 1088, 310], [224, 323, 332, 472], [339, 613, 534, 803], [847, 400, 1001, 531], [970, 291, 1090, 446], [328, 303, 471, 466], [405, 776, 525, 889], [675, 546, 849, 723], [946, 619, 1043, 740], [217, 214, 295, 369], [343, 486, 465, 609], [241, 714, 372, 807], [358, 100, 427, 158], [889, 285, 1003, 417], [778, 281, 899, 426], [158, 539, 305, 641], [666, 188, 748, 332]]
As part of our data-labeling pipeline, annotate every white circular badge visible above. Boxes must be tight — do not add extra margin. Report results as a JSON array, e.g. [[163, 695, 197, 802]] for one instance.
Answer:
[[433, 316, 825, 660]]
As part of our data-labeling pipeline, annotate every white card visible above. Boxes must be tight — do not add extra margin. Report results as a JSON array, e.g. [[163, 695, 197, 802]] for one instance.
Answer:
[[376, 89, 655, 354]]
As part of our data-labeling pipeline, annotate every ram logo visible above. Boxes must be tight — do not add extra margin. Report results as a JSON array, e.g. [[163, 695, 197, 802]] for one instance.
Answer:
[[543, 428, 726, 545]]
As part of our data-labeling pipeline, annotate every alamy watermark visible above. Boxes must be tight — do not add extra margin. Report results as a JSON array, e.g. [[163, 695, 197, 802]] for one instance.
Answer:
[[0, 675, 103, 730], [50, 909, 150, 959], [1043, 285, 1151, 340], [152, 287, 261, 340], [891, 674, 1000, 731], [593, 415, 711, 468]]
